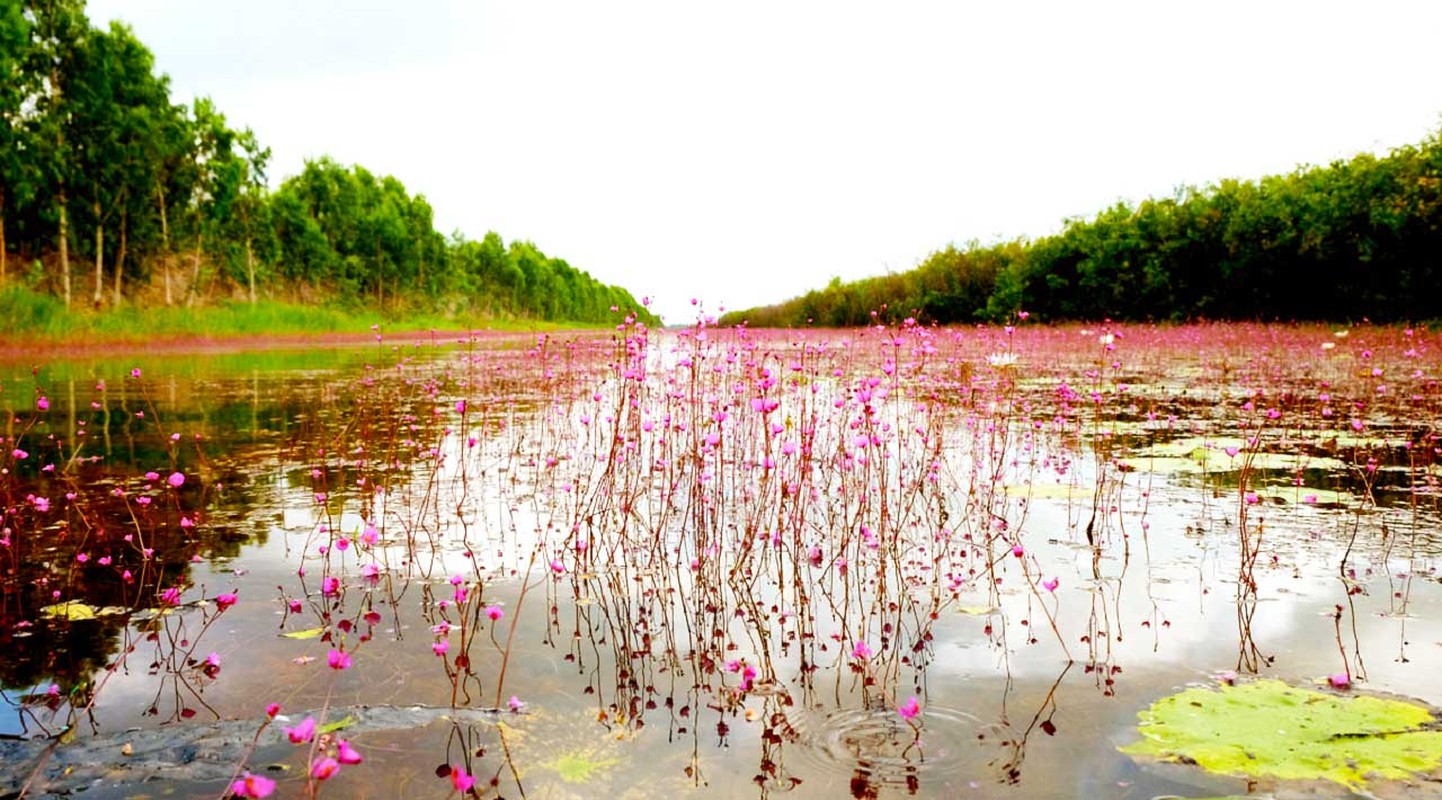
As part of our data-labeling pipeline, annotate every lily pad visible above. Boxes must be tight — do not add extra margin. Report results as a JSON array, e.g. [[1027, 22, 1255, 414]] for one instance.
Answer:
[[280, 626, 327, 639], [1120, 679, 1442, 790]]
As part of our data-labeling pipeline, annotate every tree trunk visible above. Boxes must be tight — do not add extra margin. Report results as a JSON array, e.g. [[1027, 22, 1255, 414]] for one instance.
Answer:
[[93, 200, 104, 307], [112, 209, 128, 306], [245, 236, 256, 304], [187, 233, 203, 307], [58, 190, 71, 309], [1, 184, 8, 284], [157, 183, 172, 306]]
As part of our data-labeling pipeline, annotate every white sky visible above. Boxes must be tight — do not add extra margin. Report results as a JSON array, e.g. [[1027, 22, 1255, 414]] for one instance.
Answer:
[[85, 0, 1442, 324]]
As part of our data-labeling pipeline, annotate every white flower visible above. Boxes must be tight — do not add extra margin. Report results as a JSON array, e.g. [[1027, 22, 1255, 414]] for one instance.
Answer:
[[987, 352, 1019, 369]]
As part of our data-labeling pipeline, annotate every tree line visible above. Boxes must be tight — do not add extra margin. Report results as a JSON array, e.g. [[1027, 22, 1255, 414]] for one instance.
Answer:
[[721, 127, 1442, 327], [0, 0, 657, 325]]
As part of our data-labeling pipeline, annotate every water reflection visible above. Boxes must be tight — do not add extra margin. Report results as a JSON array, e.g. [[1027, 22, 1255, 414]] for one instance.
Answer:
[[1, 324, 1441, 798]]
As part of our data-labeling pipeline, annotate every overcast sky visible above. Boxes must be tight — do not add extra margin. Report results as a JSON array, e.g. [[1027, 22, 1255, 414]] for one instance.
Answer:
[[85, 0, 1442, 324]]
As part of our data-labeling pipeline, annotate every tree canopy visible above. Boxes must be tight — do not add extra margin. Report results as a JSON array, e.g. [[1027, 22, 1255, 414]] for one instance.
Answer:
[[721, 129, 1442, 327], [0, 0, 657, 327]]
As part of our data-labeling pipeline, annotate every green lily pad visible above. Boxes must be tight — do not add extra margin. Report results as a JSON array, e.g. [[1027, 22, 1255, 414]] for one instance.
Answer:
[[1120, 679, 1442, 790], [40, 601, 98, 620], [280, 626, 327, 639]]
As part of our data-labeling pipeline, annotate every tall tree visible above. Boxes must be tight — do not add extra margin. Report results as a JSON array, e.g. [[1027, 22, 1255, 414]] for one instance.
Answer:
[[22, 0, 89, 308], [0, 0, 33, 284]]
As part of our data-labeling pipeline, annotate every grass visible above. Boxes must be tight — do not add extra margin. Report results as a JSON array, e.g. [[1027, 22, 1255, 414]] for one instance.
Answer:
[[0, 285, 604, 345]]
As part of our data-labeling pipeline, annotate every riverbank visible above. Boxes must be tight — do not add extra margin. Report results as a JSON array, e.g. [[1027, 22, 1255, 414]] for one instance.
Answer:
[[0, 286, 606, 361]]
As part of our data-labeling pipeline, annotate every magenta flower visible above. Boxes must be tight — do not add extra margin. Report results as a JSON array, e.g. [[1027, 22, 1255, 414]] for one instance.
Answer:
[[852, 640, 873, 660], [310, 756, 339, 780], [265, 702, 281, 718], [1329, 673, 1352, 689], [550, 559, 566, 574], [215, 592, 238, 611], [485, 605, 503, 621], [1042, 577, 1060, 593], [285, 716, 317, 743], [1011, 545, 1024, 558], [449, 765, 475, 792], [336, 739, 363, 765], [898, 696, 921, 720], [322, 576, 341, 596], [167, 472, 185, 488], [432, 640, 449, 657], [160, 586, 183, 606], [205, 652, 221, 668], [508, 695, 524, 712], [327, 649, 352, 670], [36, 396, 50, 411], [229, 772, 276, 798]]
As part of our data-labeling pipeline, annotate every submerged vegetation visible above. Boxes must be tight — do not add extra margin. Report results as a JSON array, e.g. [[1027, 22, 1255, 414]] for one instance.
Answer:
[[722, 127, 1442, 326], [0, 1, 657, 330], [2, 319, 1441, 796]]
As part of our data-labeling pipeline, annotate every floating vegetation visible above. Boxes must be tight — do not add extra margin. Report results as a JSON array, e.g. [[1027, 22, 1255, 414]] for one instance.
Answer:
[[1121, 680, 1442, 791]]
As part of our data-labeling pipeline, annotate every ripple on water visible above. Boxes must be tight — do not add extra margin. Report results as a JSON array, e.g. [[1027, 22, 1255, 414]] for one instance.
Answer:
[[792, 704, 984, 789]]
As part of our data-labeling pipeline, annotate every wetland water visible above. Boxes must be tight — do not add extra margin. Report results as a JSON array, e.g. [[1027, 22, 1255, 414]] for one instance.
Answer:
[[2, 322, 1441, 799]]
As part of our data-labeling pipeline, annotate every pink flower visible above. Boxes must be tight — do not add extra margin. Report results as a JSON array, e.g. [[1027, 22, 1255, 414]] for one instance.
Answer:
[[898, 696, 921, 720], [327, 649, 352, 670], [167, 472, 185, 488], [310, 756, 340, 780], [361, 524, 379, 546], [322, 576, 340, 596], [215, 592, 238, 610], [361, 563, 380, 579], [1329, 673, 1351, 689], [550, 559, 566, 574], [336, 739, 363, 765], [485, 605, 503, 621], [852, 640, 873, 660], [449, 765, 475, 792], [265, 702, 281, 718], [286, 716, 317, 743], [160, 586, 183, 606], [230, 772, 276, 798], [36, 396, 49, 411], [508, 695, 524, 712], [1011, 545, 1024, 558], [432, 640, 449, 657], [205, 652, 221, 668], [1042, 577, 1059, 593]]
